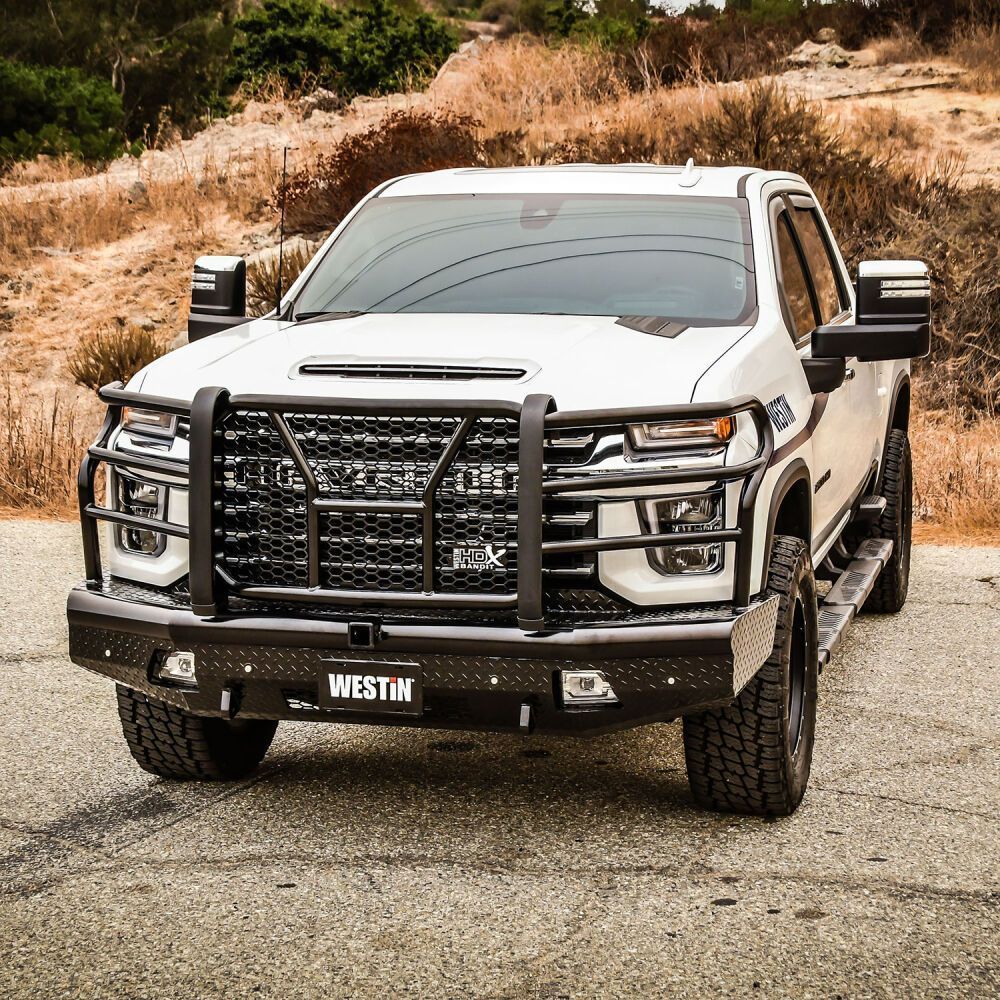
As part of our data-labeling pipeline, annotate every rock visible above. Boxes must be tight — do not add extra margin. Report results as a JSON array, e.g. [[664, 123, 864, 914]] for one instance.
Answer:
[[816, 27, 839, 44], [787, 40, 856, 68], [128, 316, 157, 332], [239, 100, 285, 125], [298, 88, 343, 119], [432, 34, 496, 89], [127, 180, 148, 204]]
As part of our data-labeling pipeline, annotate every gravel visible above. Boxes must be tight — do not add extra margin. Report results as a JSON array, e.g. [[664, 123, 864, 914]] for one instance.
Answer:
[[1, 521, 998, 999]]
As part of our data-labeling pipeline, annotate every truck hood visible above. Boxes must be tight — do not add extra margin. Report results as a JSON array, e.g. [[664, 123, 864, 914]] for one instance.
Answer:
[[133, 314, 751, 410]]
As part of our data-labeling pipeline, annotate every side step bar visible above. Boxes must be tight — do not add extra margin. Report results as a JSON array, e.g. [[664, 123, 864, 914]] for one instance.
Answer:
[[818, 538, 893, 671]]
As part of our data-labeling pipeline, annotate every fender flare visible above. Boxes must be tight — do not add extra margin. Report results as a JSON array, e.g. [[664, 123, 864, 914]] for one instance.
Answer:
[[888, 371, 911, 433], [760, 458, 812, 575], [876, 372, 911, 494]]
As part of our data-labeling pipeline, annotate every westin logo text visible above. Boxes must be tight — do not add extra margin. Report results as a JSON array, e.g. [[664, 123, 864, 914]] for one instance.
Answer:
[[328, 674, 414, 703]]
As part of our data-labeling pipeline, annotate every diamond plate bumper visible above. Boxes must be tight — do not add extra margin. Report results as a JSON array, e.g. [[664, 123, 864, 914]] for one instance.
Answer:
[[67, 587, 779, 736]]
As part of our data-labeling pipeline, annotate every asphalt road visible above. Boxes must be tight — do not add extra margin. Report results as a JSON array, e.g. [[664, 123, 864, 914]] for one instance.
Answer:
[[1, 520, 998, 999]]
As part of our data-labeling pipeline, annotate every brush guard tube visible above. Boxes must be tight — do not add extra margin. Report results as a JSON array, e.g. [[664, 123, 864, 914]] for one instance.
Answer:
[[78, 383, 774, 628]]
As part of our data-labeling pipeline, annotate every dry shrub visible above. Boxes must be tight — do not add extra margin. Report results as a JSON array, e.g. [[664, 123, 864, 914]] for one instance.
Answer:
[[67, 321, 169, 391], [849, 105, 930, 153], [949, 23, 1000, 91], [911, 406, 1000, 541], [283, 109, 488, 233], [633, 15, 791, 88], [869, 25, 932, 64], [246, 243, 313, 316], [884, 189, 1000, 409], [0, 381, 96, 512]]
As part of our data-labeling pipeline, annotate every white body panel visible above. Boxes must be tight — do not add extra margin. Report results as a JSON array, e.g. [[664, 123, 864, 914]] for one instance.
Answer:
[[111, 165, 906, 605]]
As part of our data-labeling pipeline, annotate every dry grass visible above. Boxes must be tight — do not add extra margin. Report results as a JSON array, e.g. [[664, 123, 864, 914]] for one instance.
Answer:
[[0, 381, 98, 513], [911, 407, 1000, 544], [0, 146, 282, 275], [0, 154, 100, 188], [437, 39, 630, 139], [949, 23, 1000, 92], [869, 26, 932, 65]]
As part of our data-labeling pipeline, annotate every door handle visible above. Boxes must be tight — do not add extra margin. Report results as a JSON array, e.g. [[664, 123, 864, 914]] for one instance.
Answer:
[[843, 367, 856, 382]]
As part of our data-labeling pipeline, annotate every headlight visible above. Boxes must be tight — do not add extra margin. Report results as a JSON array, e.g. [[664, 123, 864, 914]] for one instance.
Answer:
[[113, 472, 167, 556], [628, 417, 734, 452], [122, 407, 177, 437], [639, 490, 723, 575]]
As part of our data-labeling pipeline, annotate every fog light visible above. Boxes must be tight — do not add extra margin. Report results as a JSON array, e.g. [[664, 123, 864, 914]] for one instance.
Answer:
[[561, 670, 619, 707], [158, 651, 197, 688]]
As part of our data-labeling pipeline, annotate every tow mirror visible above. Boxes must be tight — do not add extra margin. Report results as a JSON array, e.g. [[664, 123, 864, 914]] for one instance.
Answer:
[[812, 260, 931, 362], [188, 256, 247, 342]]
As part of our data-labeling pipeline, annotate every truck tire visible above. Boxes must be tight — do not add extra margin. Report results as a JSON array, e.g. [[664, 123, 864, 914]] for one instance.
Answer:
[[864, 429, 912, 614], [116, 685, 277, 781], [682, 536, 819, 817]]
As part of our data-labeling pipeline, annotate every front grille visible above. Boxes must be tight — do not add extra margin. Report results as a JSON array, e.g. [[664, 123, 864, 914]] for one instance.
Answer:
[[216, 411, 519, 596]]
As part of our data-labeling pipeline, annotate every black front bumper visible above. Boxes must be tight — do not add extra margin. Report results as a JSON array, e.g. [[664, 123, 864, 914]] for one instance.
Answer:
[[68, 585, 779, 736]]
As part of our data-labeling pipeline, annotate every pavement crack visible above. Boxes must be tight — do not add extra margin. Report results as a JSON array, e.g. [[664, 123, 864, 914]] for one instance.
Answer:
[[812, 783, 999, 821]]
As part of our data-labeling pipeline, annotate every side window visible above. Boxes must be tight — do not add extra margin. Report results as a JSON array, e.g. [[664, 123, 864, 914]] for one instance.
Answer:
[[775, 215, 815, 341], [794, 208, 845, 324]]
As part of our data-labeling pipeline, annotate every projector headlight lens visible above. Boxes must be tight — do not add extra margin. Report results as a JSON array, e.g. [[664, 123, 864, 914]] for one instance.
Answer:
[[639, 490, 724, 575], [113, 472, 166, 556]]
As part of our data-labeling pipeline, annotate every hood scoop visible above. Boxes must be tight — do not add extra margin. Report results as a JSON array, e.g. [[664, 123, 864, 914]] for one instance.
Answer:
[[296, 361, 530, 381]]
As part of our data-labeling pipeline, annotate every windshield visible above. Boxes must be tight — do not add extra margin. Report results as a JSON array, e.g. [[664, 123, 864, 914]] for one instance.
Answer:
[[293, 193, 756, 325]]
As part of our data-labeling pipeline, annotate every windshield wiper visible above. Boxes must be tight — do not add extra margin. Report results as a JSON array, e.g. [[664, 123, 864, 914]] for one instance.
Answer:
[[292, 310, 367, 324]]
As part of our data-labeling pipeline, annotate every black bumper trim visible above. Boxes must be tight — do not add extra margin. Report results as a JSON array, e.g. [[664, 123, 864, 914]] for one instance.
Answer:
[[67, 589, 778, 736]]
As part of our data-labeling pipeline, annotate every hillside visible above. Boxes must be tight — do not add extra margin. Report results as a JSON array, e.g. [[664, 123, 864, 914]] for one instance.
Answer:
[[1, 33, 998, 538]]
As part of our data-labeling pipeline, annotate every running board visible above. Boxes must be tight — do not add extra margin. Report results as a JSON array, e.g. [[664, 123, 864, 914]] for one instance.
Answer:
[[856, 495, 887, 522], [818, 538, 893, 671]]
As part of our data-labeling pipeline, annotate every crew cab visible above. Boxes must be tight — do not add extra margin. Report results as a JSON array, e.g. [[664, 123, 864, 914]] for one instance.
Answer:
[[67, 164, 930, 815]]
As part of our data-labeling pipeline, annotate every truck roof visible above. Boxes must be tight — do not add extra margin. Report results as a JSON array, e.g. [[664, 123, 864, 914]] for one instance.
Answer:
[[379, 164, 797, 200]]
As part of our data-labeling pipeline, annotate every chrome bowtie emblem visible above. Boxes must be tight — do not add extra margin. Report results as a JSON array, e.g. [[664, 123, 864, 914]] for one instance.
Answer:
[[452, 544, 507, 571]]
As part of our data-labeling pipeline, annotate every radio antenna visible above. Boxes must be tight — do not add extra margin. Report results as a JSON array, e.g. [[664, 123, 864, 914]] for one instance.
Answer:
[[275, 145, 293, 318]]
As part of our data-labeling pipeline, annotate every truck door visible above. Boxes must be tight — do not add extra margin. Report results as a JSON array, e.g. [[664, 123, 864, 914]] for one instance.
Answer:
[[770, 194, 875, 542]]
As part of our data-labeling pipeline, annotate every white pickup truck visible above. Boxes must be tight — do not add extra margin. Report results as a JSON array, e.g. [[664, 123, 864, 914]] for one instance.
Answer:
[[68, 164, 930, 816]]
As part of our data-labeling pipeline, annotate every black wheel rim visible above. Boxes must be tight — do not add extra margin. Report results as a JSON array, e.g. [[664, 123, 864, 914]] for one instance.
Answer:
[[787, 597, 807, 755]]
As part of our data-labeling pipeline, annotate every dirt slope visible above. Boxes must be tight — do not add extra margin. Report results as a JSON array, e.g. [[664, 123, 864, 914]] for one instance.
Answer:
[[1, 46, 997, 398]]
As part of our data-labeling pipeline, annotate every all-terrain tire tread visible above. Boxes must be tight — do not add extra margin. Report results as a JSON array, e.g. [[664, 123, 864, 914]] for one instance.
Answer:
[[865, 429, 911, 613], [682, 536, 818, 817], [115, 686, 275, 781]]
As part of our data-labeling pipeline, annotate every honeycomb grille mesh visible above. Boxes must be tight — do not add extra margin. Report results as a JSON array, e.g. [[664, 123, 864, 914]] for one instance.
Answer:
[[216, 411, 519, 596]]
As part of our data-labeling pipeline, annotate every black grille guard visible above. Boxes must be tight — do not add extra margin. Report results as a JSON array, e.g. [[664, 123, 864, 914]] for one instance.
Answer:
[[80, 383, 774, 630]]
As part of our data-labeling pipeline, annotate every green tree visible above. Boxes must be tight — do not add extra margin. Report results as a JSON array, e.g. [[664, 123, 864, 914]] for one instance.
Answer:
[[229, 0, 347, 92], [0, 57, 125, 162], [229, 0, 457, 97], [0, 1, 238, 139]]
